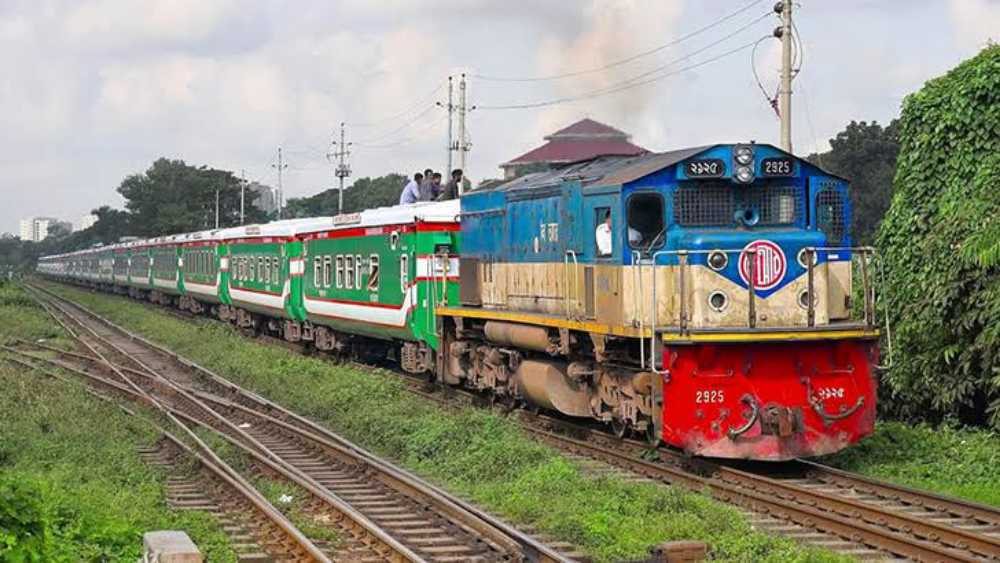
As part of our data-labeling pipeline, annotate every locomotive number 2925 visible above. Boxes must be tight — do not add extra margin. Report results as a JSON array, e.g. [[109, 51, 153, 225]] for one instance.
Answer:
[[762, 157, 794, 176], [695, 389, 725, 404]]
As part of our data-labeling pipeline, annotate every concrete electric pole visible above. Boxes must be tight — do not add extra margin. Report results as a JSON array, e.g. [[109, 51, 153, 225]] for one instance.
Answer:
[[272, 147, 288, 219], [327, 122, 352, 215], [456, 73, 472, 194], [777, 0, 793, 153], [437, 76, 454, 176]]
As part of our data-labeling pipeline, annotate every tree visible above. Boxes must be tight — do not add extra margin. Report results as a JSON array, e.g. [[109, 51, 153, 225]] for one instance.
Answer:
[[876, 44, 1000, 428], [87, 206, 131, 245], [807, 120, 899, 244], [117, 158, 261, 236], [285, 173, 408, 218]]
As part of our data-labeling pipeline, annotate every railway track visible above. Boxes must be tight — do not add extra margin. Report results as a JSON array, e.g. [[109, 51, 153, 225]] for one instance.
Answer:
[[16, 283, 578, 563], [2, 354, 340, 562], [27, 281, 1000, 562]]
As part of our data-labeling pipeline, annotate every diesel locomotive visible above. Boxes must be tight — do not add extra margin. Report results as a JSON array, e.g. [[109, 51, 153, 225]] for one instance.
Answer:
[[37, 142, 881, 460]]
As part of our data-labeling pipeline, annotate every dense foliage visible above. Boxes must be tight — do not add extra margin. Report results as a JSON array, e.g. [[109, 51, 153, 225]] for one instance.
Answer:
[[876, 44, 1000, 427], [285, 173, 408, 217], [807, 120, 900, 243]]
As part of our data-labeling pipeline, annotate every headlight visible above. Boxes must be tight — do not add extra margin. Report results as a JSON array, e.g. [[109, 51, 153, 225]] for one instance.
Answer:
[[707, 250, 728, 271], [734, 145, 754, 165], [735, 165, 754, 183], [708, 290, 729, 312]]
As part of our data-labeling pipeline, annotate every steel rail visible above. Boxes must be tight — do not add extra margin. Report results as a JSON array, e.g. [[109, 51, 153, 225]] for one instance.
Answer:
[[0, 350, 331, 562], [24, 283, 571, 563]]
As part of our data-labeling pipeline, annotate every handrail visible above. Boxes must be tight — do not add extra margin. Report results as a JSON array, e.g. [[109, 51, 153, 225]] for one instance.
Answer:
[[563, 250, 579, 320], [631, 251, 646, 370], [644, 246, 879, 344]]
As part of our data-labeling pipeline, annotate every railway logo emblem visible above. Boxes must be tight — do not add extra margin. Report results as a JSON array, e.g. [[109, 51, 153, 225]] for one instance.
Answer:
[[739, 240, 786, 290]]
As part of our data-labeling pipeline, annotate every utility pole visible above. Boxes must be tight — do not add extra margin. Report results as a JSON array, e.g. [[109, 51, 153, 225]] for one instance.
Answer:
[[327, 122, 352, 215], [456, 73, 473, 194], [271, 147, 288, 219], [240, 169, 247, 225], [437, 76, 454, 175], [776, 0, 793, 153]]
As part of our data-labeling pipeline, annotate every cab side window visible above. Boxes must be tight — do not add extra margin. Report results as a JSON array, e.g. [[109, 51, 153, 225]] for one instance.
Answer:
[[594, 207, 612, 257], [627, 193, 665, 251]]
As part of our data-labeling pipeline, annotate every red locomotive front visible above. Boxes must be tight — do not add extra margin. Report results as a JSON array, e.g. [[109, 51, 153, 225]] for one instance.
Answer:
[[661, 338, 878, 460]]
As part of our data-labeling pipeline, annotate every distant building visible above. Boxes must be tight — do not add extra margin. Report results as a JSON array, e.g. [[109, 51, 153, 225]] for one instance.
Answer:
[[19, 217, 72, 242], [247, 182, 278, 215], [499, 118, 647, 180], [75, 214, 98, 231]]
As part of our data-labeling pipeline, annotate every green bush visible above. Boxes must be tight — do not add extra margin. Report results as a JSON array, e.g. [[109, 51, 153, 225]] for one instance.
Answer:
[[0, 477, 55, 561], [876, 44, 1000, 427]]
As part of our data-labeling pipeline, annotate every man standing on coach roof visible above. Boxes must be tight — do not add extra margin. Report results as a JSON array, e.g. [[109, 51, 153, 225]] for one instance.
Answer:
[[438, 169, 463, 201], [399, 172, 424, 205]]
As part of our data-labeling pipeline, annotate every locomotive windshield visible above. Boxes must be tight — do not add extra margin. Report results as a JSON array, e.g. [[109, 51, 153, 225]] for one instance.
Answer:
[[673, 182, 800, 228]]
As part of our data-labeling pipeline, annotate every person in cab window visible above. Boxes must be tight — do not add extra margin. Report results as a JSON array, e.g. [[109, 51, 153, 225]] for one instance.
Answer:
[[596, 211, 613, 256], [628, 223, 643, 247]]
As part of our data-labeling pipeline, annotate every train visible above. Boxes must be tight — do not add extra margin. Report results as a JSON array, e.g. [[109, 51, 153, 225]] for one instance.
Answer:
[[38, 142, 881, 461]]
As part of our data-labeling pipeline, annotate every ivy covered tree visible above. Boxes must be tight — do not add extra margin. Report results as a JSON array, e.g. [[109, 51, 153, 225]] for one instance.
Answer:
[[877, 44, 1000, 428]]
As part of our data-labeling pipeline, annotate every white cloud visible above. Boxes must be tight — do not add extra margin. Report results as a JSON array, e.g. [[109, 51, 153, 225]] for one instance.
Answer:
[[62, 0, 241, 51], [948, 0, 1000, 52]]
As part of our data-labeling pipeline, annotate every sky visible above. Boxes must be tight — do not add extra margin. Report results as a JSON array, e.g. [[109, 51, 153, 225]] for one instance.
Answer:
[[1, 0, 998, 235]]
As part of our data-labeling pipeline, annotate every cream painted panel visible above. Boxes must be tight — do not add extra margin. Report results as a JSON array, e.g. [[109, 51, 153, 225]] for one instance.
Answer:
[[828, 261, 852, 320]]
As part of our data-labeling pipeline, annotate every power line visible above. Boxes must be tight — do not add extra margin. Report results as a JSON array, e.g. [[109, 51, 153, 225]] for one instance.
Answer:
[[477, 13, 770, 111], [346, 81, 446, 127], [473, 0, 765, 83], [354, 103, 439, 144], [355, 113, 448, 150], [478, 39, 762, 111]]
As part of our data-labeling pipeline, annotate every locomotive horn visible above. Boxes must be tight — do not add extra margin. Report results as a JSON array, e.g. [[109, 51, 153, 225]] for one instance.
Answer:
[[735, 207, 760, 226]]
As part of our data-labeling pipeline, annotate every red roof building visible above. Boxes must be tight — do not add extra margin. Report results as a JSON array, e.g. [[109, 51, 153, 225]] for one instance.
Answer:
[[500, 118, 647, 180]]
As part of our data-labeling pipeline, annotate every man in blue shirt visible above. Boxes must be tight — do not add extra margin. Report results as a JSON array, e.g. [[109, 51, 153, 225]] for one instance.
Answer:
[[399, 172, 424, 205]]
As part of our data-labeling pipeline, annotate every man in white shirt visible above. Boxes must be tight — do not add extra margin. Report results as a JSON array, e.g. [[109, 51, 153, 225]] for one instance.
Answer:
[[398, 172, 424, 205], [596, 212, 613, 256]]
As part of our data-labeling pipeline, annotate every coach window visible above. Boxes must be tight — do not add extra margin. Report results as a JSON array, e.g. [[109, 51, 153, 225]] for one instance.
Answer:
[[313, 257, 322, 288], [627, 192, 665, 251], [399, 254, 409, 290], [335, 256, 344, 288], [345, 256, 355, 289], [322, 256, 332, 288], [355, 254, 362, 289], [368, 254, 380, 291], [271, 258, 280, 284]]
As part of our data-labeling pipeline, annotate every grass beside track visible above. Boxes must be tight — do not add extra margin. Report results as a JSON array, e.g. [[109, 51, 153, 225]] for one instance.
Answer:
[[42, 282, 845, 563], [823, 421, 1000, 507], [0, 331, 235, 560]]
